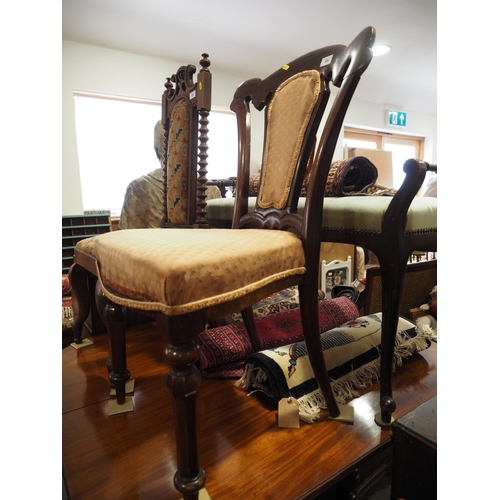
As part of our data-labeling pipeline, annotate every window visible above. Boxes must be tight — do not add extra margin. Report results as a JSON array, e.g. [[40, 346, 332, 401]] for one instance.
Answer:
[[206, 107, 238, 180], [74, 92, 161, 216], [73, 92, 237, 215], [343, 127, 424, 189]]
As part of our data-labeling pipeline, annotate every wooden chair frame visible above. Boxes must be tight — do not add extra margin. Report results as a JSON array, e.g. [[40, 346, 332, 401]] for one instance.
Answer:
[[69, 55, 213, 345], [161, 53, 212, 228], [96, 27, 377, 499]]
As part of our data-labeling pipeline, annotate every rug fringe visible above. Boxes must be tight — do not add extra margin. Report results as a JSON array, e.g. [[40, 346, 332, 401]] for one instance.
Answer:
[[62, 306, 74, 319], [236, 326, 434, 423]]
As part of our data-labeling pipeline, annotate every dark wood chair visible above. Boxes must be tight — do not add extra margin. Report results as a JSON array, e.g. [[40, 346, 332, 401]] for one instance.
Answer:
[[93, 27, 376, 499], [68, 55, 213, 345], [161, 54, 212, 228], [206, 162, 437, 427], [318, 159, 437, 426]]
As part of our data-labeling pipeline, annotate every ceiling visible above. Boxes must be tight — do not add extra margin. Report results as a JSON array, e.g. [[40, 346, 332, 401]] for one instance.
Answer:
[[62, 0, 437, 115]]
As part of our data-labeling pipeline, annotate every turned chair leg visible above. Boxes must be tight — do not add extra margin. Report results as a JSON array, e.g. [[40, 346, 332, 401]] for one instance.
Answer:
[[375, 254, 408, 426], [96, 281, 129, 402], [163, 312, 206, 500], [68, 263, 91, 344]]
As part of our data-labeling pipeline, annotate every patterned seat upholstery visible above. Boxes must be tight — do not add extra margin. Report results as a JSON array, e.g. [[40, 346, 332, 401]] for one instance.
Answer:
[[96, 228, 305, 315], [94, 28, 377, 499], [69, 56, 214, 344]]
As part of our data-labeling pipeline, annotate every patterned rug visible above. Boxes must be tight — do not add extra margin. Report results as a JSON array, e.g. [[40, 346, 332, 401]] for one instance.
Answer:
[[249, 156, 379, 197], [62, 274, 74, 331], [198, 296, 360, 379], [236, 313, 432, 423]]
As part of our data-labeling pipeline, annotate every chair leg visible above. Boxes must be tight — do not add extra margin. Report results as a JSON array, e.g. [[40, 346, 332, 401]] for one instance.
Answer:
[[96, 281, 129, 403], [163, 312, 206, 500], [68, 263, 90, 344], [375, 254, 408, 427], [298, 282, 341, 420], [241, 306, 263, 351]]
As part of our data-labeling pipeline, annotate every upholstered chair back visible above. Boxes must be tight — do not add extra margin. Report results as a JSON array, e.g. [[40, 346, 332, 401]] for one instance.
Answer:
[[165, 99, 191, 225]]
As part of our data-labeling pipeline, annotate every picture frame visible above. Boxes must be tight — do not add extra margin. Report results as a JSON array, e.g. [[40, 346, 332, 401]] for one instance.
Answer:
[[321, 257, 352, 298]]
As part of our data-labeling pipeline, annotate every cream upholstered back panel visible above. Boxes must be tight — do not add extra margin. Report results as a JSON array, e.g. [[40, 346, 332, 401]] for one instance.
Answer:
[[258, 70, 321, 210]]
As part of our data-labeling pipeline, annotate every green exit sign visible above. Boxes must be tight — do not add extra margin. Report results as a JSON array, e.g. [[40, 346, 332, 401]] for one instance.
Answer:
[[386, 109, 407, 127]]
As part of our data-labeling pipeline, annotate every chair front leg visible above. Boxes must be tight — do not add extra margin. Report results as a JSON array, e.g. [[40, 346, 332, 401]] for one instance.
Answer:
[[241, 306, 263, 352], [375, 254, 408, 426], [68, 263, 90, 344], [96, 280, 129, 403], [299, 281, 341, 420], [163, 312, 206, 500]]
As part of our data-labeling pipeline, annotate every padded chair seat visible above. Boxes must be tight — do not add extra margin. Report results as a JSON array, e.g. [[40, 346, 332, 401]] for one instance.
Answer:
[[75, 236, 97, 256], [206, 196, 437, 235], [94, 228, 306, 315]]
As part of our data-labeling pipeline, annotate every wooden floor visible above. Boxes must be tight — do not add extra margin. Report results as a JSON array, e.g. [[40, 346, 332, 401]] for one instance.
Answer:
[[62, 322, 437, 500]]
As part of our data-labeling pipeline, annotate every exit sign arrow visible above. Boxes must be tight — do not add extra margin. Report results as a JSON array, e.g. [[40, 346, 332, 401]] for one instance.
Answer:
[[387, 109, 407, 127]]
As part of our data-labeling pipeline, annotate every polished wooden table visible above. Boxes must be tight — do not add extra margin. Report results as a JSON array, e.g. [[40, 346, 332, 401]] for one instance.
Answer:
[[391, 395, 437, 499], [62, 322, 437, 500]]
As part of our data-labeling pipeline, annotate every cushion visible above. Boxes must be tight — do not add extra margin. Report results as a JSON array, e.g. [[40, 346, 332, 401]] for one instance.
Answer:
[[206, 196, 437, 235], [94, 228, 306, 315], [75, 236, 97, 256]]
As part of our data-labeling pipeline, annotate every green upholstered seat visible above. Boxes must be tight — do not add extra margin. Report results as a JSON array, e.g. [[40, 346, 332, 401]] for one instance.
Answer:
[[206, 195, 437, 235]]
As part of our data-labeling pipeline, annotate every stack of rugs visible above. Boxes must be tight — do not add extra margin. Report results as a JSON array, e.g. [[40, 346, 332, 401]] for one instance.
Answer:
[[197, 288, 433, 423]]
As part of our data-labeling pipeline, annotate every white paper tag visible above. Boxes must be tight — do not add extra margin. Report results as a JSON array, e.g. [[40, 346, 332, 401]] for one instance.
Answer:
[[320, 55, 333, 67], [278, 397, 300, 428]]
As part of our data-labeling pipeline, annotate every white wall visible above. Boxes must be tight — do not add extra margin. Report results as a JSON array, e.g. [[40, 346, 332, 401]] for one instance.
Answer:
[[343, 98, 437, 162], [62, 40, 437, 215], [62, 40, 244, 215]]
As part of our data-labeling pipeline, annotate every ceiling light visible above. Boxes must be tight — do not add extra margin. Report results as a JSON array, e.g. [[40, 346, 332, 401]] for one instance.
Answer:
[[372, 45, 391, 56]]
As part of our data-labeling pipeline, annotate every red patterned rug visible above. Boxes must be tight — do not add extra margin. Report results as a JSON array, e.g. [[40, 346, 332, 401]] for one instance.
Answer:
[[198, 296, 359, 378], [62, 274, 74, 331]]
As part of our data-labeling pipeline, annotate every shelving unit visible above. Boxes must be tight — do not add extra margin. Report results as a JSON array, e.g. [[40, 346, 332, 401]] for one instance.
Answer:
[[62, 214, 111, 274], [62, 214, 112, 336]]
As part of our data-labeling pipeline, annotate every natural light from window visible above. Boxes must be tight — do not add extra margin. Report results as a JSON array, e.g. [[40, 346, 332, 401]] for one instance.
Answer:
[[383, 143, 416, 189], [73, 93, 238, 215], [74, 93, 161, 215]]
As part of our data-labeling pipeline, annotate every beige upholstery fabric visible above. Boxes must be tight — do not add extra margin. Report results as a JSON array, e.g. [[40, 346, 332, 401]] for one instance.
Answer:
[[206, 196, 437, 235], [166, 99, 191, 224], [95, 228, 306, 315], [258, 70, 321, 209]]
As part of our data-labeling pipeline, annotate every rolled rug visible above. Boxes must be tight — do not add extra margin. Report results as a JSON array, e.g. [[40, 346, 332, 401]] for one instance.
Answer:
[[236, 313, 432, 423]]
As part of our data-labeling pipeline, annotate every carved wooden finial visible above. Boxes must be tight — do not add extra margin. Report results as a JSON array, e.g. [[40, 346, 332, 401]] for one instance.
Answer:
[[164, 77, 173, 91], [200, 53, 211, 70]]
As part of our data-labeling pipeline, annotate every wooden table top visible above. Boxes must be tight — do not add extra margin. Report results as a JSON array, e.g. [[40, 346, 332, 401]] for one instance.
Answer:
[[62, 322, 437, 500]]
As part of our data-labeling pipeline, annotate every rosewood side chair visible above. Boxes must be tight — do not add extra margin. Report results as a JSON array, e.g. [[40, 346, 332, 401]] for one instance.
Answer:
[[93, 27, 376, 499], [68, 55, 213, 346]]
